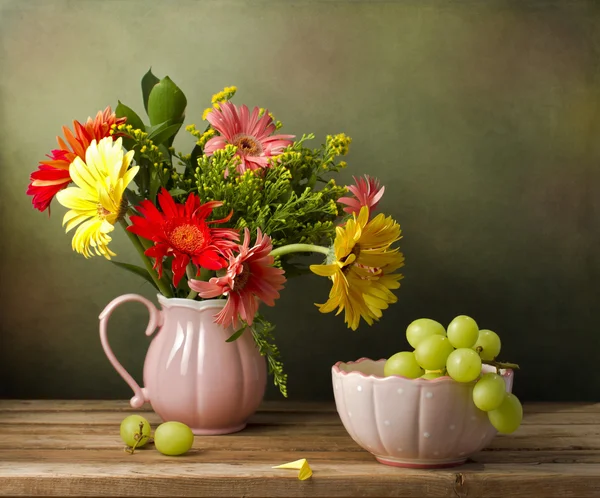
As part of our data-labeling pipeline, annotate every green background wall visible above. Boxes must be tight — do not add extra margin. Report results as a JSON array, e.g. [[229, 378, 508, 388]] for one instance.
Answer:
[[1, 0, 599, 402]]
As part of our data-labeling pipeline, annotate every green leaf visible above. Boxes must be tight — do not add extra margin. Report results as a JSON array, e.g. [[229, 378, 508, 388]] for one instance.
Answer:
[[226, 326, 246, 343], [146, 120, 171, 136], [110, 261, 159, 290], [168, 188, 188, 197], [141, 68, 160, 114], [147, 76, 187, 127], [148, 123, 182, 146], [115, 101, 145, 151], [149, 170, 162, 203], [115, 101, 145, 131], [124, 188, 143, 208], [188, 143, 203, 176]]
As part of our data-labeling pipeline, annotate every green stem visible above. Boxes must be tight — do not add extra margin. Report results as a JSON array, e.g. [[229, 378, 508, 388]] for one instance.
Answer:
[[119, 219, 173, 298], [186, 264, 198, 300], [186, 267, 215, 300], [125, 209, 173, 292], [270, 244, 329, 258]]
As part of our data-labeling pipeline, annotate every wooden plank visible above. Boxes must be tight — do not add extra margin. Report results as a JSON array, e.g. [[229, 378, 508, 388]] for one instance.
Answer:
[[0, 399, 145, 412], [519, 402, 600, 414], [0, 411, 343, 426], [0, 434, 362, 452], [2, 448, 600, 465], [0, 400, 336, 413], [1, 413, 599, 452], [1, 449, 375, 464], [517, 412, 600, 425], [3, 422, 596, 440], [1, 408, 598, 427], [475, 449, 600, 464], [1, 399, 599, 415], [2, 414, 598, 440], [0, 432, 598, 453], [1, 462, 599, 497]]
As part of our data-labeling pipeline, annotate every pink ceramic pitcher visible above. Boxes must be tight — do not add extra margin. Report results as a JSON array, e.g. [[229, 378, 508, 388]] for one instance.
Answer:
[[99, 294, 267, 435]]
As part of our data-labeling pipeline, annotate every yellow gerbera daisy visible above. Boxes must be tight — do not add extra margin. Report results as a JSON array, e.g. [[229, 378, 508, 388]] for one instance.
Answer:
[[310, 206, 404, 330], [55, 137, 138, 259]]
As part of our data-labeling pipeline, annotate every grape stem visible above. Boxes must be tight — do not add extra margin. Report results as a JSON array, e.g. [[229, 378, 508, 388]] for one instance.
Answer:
[[125, 422, 149, 455], [482, 360, 520, 370], [475, 346, 519, 371]]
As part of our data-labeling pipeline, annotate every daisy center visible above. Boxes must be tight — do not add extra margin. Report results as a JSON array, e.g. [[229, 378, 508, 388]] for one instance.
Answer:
[[96, 192, 128, 221], [233, 134, 263, 156], [97, 204, 111, 218], [168, 224, 207, 253], [235, 262, 251, 290]]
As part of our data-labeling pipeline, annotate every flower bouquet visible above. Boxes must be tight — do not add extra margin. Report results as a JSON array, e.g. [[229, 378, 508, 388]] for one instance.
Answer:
[[27, 70, 404, 432]]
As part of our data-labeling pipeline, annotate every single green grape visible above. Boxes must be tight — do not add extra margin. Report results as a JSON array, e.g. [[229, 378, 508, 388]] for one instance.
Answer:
[[120, 415, 151, 448], [488, 393, 523, 434], [406, 318, 446, 349], [473, 329, 502, 360], [420, 371, 445, 380], [473, 373, 507, 411], [446, 348, 482, 383], [447, 315, 479, 349], [384, 351, 424, 379], [414, 335, 455, 370], [154, 421, 194, 456]]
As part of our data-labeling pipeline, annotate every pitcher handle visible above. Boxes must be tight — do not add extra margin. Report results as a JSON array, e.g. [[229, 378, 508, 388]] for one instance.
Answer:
[[99, 294, 162, 408]]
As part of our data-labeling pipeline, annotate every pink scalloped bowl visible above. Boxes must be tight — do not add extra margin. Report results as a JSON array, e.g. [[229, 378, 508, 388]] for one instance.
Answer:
[[332, 357, 514, 468]]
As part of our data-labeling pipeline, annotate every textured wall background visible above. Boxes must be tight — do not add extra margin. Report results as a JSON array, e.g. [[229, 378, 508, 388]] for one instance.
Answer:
[[1, 0, 599, 402]]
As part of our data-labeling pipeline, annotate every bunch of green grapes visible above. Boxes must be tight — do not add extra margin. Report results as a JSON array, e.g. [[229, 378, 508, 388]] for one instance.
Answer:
[[120, 415, 194, 455], [384, 315, 522, 434]]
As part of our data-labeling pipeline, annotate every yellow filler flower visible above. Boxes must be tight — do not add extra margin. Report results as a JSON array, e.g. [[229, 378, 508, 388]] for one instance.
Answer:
[[55, 137, 138, 259], [310, 206, 404, 330]]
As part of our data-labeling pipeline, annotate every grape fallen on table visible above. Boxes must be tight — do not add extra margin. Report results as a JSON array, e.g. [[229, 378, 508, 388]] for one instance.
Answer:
[[120, 415, 151, 453], [154, 421, 194, 456]]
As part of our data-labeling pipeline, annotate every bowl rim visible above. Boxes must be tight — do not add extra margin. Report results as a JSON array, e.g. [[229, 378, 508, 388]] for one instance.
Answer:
[[332, 357, 514, 384]]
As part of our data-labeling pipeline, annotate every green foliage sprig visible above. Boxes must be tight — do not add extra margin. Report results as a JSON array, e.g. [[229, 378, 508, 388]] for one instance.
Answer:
[[251, 314, 288, 397], [187, 136, 348, 265]]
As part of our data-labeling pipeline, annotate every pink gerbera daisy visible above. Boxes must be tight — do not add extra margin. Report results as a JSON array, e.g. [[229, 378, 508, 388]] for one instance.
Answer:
[[204, 102, 294, 175], [338, 175, 385, 216], [189, 228, 286, 328]]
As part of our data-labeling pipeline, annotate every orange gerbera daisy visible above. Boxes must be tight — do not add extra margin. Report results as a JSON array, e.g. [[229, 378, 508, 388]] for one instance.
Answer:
[[27, 107, 126, 212]]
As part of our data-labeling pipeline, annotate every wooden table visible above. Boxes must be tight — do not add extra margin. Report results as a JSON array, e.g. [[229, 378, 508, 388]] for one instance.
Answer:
[[0, 400, 598, 497]]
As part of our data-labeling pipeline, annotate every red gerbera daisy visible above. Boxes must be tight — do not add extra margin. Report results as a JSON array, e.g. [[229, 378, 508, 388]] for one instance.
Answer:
[[127, 189, 240, 287], [27, 107, 126, 213]]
